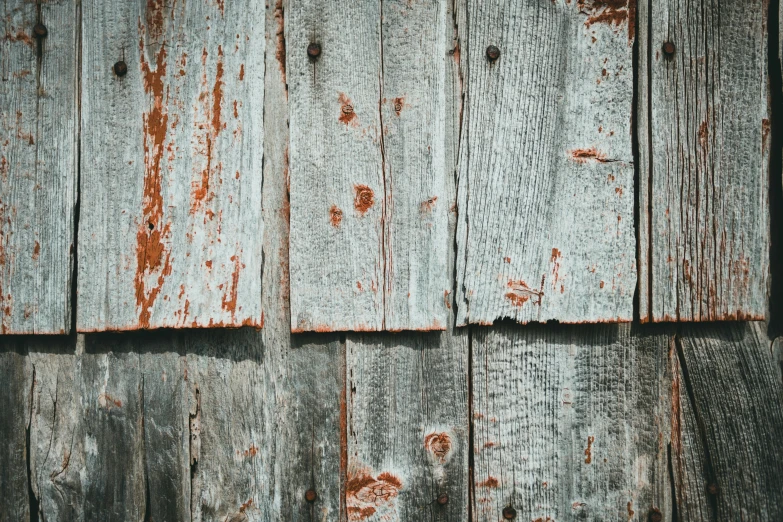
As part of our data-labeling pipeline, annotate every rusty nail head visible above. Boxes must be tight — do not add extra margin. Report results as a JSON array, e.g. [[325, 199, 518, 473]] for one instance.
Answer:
[[114, 61, 128, 77], [486, 45, 501, 62], [307, 43, 321, 59], [33, 23, 48, 38], [649, 507, 663, 522], [437, 493, 448, 505], [305, 489, 317, 503], [502, 506, 516, 520], [707, 483, 718, 495], [662, 41, 676, 56]]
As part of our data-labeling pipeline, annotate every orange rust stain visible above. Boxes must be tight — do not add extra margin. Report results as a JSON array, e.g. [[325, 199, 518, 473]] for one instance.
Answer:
[[424, 432, 452, 463], [353, 185, 374, 215], [274, 0, 286, 84], [444, 290, 451, 309], [135, 32, 172, 329], [239, 498, 253, 513], [615, 186, 623, 195], [357, 281, 363, 291], [216, 0, 225, 16], [506, 279, 543, 307], [584, 435, 595, 463], [569, 147, 609, 163], [600, 280, 605, 289], [98, 392, 123, 409], [477, 477, 499, 488], [421, 196, 438, 212], [146, 0, 166, 41], [191, 46, 226, 214], [578, 0, 631, 37], [392, 96, 405, 116], [32, 241, 40, 260], [244, 444, 258, 457], [239, 64, 245, 81], [6, 30, 34, 47], [205, 260, 213, 269], [329, 205, 343, 227], [698, 120, 709, 150], [503, 256, 511, 263], [221, 254, 243, 320], [0, 156, 7, 181], [233, 100, 239, 118], [346, 467, 403, 521], [550, 248, 562, 288], [339, 93, 358, 126], [627, 501, 635, 520]]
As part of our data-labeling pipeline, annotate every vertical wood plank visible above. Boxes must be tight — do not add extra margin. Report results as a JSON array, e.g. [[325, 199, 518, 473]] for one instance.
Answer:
[[287, 0, 449, 332], [78, 0, 265, 331], [639, 0, 769, 321], [673, 323, 783, 520], [471, 324, 672, 521], [455, 0, 636, 326], [0, 349, 32, 521], [0, 0, 78, 333]]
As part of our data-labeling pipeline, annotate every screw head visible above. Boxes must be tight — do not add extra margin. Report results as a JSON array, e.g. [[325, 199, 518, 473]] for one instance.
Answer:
[[33, 23, 48, 38], [662, 41, 676, 56], [114, 61, 128, 77], [305, 489, 317, 503], [486, 45, 501, 62], [502, 506, 517, 520], [649, 507, 663, 522], [436, 493, 448, 505], [307, 43, 322, 59]]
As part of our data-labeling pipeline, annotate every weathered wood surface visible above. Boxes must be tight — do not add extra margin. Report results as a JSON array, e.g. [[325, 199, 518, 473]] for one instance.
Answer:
[[287, 0, 449, 332], [0, 0, 78, 334], [0, 349, 32, 521], [638, 0, 770, 322], [471, 324, 672, 522], [78, 0, 265, 331], [455, 0, 636, 326]]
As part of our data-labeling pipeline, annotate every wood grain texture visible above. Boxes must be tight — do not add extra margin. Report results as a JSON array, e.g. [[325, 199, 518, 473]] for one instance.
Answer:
[[287, 0, 449, 332], [638, 0, 770, 322], [471, 324, 672, 522], [0, 0, 78, 334], [455, 0, 636, 326], [673, 323, 783, 520], [0, 350, 32, 521], [78, 0, 265, 331]]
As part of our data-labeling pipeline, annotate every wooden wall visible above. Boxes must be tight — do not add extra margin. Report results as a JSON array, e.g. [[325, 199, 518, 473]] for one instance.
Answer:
[[1, 1, 782, 521]]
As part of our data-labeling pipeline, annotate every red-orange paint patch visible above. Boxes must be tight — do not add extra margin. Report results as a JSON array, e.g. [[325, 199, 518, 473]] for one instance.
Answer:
[[274, 0, 286, 84], [392, 96, 405, 116], [505, 280, 543, 307], [584, 435, 595, 463], [339, 93, 358, 126], [477, 476, 499, 488], [353, 185, 374, 215], [221, 253, 243, 320], [569, 147, 609, 163], [146, 0, 166, 41], [346, 467, 403, 521], [32, 241, 40, 260], [424, 432, 452, 463], [329, 205, 343, 227], [550, 248, 562, 288], [578, 0, 631, 35]]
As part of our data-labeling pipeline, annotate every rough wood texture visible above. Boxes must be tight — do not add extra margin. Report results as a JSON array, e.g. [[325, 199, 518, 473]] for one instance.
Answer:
[[455, 0, 636, 326], [78, 0, 265, 331], [0, 350, 32, 521], [672, 323, 783, 520], [638, 0, 770, 322], [471, 324, 672, 521], [287, 0, 449, 332], [0, 0, 78, 334]]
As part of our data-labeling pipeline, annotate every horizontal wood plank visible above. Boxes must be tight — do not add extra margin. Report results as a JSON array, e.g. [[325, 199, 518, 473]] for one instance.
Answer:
[[77, 0, 265, 331], [639, 0, 769, 321], [0, 0, 78, 333], [455, 0, 636, 326]]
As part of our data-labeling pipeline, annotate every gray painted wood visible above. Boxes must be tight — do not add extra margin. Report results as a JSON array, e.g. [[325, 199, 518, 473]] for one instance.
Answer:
[[78, 0, 265, 331], [455, 0, 636, 326], [287, 0, 449, 332], [471, 324, 672, 522], [638, 0, 769, 322], [0, 350, 32, 521], [673, 323, 783, 520], [0, 0, 78, 334]]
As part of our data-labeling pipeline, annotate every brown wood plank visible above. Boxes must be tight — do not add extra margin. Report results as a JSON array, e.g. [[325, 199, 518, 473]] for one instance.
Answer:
[[0, 0, 78, 334], [77, 0, 265, 331], [638, 0, 770, 321]]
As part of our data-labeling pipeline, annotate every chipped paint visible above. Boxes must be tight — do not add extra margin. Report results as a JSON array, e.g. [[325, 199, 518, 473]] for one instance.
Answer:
[[346, 467, 403, 521], [353, 184, 374, 215], [584, 435, 595, 463], [505, 279, 544, 307], [329, 205, 343, 227]]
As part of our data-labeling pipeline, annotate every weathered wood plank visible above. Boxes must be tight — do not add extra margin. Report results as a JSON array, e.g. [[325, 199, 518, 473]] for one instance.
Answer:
[[0, 349, 32, 521], [639, 0, 769, 322], [455, 0, 636, 326], [287, 0, 449, 332], [471, 324, 672, 521], [78, 0, 265, 331], [0, 0, 78, 334], [673, 323, 783, 520]]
